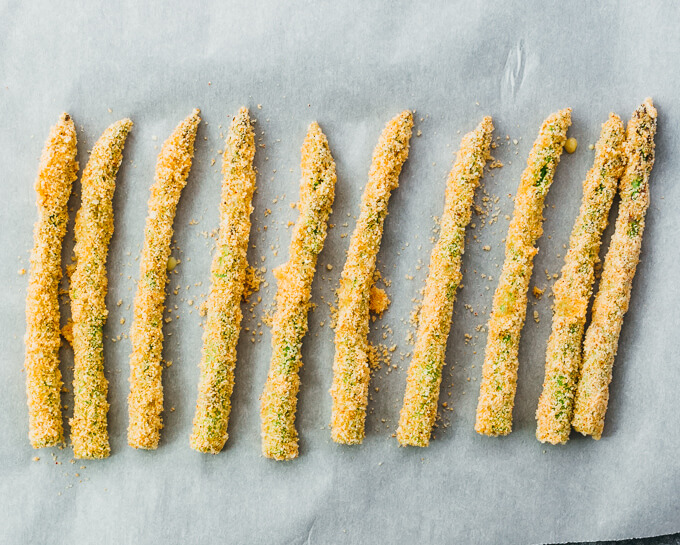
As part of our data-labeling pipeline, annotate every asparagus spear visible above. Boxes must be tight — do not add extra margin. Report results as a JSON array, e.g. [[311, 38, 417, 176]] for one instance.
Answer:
[[475, 109, 571, 436], [128, 109, 200, 450], [397, 117, 493, 447], [190, 107, 256, 454], [260, 122, 337, 460], [330, 110, 413, 445], [70, 118, 132, 459], [24, 113, 79, 448]]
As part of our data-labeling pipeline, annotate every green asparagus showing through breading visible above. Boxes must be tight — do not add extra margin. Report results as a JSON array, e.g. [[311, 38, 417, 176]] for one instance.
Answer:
[[128, 109, 200, 450], [330, 110, 413, 445], [71, 119, 132, 459], [397, 117, 493, 447], [475, 109, 571, 437], [260, 122, 337, 460], [190, 107, 256, 454], [24, 113, 79, 448]]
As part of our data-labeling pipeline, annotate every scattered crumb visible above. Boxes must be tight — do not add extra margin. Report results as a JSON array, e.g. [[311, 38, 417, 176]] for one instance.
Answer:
[[61, 320, 74, 346], [532, 286, 544, 299], [369, 286, 390, 317], [367, 342, 392, 370], [243, 266, 264, 302], [262, 309, 274, 327]]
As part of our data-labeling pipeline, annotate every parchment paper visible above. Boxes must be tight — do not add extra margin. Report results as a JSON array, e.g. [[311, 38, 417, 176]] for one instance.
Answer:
[[1, 2, 678, 543]]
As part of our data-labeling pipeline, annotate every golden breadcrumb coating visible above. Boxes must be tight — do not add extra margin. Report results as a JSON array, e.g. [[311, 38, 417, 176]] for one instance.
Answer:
[[330, 110, 413, 445], [475, 109, 571, 436], [260, 122, 337, 460], [128, 109, 200, 450], [397, 117, 494, 447], [190, 107, 256, 454], [70, 119, 132, 459], [24, 113, 78, 448], [368, 286, 390, 317], [536, 114, 625, 445], [572, 99, 657, 439]]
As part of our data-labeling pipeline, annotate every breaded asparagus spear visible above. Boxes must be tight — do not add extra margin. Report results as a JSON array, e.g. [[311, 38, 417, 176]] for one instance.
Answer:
[[397, 117, 494, 447], [24, 113, 79, 448], [260, 122, 337, 460], [475, 109, 571, 436], [190, 108, 256, 454], [128, 109, 200, 450], [330, 110, 413, 445], [70, 118, 132, 459], [536, 114, 625, 445], [572, 99, 657, 439]]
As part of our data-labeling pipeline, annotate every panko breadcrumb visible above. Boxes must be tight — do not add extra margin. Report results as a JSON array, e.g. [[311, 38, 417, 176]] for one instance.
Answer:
[[128, 109, 200, 450], [190, 108, 256, 454], [475, 109, 571, 436], [397, 116, 493, 447], [536, 114, 625, 445], [572, 99, 657, 439], [24, 113, 78, 449], [330, 110, 413, 445], [260, 122, 337, 460], [70, 118, 132, 459], [368, 286, 390, 317]]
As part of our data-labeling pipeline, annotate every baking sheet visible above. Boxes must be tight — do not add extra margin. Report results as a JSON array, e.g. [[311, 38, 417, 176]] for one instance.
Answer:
[[1, 1, 679, 543]]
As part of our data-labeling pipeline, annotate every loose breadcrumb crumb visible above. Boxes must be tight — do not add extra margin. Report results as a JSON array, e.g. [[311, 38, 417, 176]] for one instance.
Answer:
[[61, 320, 74, 346], [367, 342, 392, 369], [71, 118, 132, 459], [242, 265, 263, 302], [368, 286, 390, 317], [572, 99, 657, 440], [190, 108, 256, 454], [330, 110, 413, 445], [24, 113, 78, 449], [475, 108, 571, 436], [536, 113, 625, 445], [397, 117, 493, 447], [260, 122, 337, 460], [128, 109, 200, 450]]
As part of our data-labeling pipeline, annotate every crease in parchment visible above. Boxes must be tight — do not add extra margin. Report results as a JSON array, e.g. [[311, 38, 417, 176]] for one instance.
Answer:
[[501, 39, 526, 103]]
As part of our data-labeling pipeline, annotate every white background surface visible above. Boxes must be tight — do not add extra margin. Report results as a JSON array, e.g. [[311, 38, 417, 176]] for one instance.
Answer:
[[1, 2, 678, 543]]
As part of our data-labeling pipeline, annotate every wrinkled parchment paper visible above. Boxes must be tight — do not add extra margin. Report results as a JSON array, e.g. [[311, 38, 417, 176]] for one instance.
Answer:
[[1, 2, 678, 543]]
